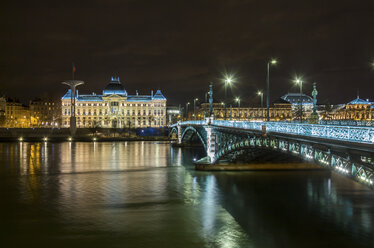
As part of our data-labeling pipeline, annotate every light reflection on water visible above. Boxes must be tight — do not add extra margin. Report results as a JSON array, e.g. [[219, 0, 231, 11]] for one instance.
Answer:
[[0, 142, 372, 248]]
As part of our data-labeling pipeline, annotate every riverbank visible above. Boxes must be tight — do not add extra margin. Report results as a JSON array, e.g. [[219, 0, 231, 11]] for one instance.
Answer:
[[0, 136, 171, 142], [0, 127, 170, 142]]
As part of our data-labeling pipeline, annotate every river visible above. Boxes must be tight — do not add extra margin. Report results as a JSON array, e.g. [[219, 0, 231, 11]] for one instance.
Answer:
[[0, 142, 373, 247]]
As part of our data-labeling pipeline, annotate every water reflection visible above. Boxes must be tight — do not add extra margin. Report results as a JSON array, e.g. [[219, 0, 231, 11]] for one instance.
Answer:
[[0, 142, 372, 248]]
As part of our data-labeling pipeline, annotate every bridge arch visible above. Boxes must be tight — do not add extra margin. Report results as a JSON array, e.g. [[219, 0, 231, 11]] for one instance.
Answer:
[[181, 126, 207, 150], [169, 127, 178, 139], [214, 136, 297, 163], [214, 135, 313, 165]]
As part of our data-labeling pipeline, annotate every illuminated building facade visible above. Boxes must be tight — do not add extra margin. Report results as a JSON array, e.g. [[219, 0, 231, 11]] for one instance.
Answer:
[[166, 106, 181, 124], [329, 97, 374, 120], [29, 98, 61, 127], [281, 93, 313, 120], [0, 97, 5, 126], [61, 77, 167, 128], [197, 98, 293, 121], [5, 98, 31, 128]]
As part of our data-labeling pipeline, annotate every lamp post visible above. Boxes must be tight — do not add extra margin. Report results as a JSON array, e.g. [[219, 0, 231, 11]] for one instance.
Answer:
[[235, 97, 241, 120], [224, 77, 233, 121], [62, 80, 84, 136], [295, 78, 303, 123], [224, 77, 232, 100], [266, 59, 277, 121], [257, 91, 264, 121], [221, 102, 225, 120], [185, 102, 190, 120], [193, 98, 198, 120]]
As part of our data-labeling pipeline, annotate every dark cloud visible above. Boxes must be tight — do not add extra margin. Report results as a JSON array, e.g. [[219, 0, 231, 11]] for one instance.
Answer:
[[0, 0, 373, 105]]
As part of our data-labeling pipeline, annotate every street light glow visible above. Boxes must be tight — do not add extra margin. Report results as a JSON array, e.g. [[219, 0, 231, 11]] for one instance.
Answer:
[[270, 59, 277, 65], [224, 75, 235, 85], [257, 91, 262, 96], [294, 77, 303, 84], [235, 97, 240, 102]]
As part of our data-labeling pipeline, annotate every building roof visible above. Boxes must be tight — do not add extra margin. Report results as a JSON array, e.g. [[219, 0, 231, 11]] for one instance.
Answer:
[[347, 97, 371, 105], [281, 93, 313, 105], [273, 97, 291, 105], [127, 95, 153, 102], [62, 89, 72, 100], [77, 95, 103, 101], [103, 77, 127, 96], [152, 90, 166, 100], [61, 76, 167, 102]]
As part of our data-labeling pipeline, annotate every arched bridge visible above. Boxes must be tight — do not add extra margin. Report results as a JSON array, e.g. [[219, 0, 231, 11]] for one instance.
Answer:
[[170, 119, 374, 187]]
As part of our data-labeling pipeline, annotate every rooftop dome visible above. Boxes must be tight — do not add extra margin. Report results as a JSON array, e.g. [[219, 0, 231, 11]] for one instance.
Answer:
[[103, 77, 127, 96]]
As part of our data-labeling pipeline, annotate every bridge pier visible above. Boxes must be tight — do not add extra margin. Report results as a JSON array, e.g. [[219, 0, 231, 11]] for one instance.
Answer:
[[177, 122, 182, 144], [205, 125, 216, 163]]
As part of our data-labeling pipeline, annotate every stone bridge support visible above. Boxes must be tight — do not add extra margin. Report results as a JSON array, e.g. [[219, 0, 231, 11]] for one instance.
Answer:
[[177, 121, 182, 144], [205, 125, 216, 163]]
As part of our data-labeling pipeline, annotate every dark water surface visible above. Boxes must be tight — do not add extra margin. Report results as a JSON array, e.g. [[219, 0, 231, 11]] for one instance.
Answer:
[[0, 142, 373, 248]]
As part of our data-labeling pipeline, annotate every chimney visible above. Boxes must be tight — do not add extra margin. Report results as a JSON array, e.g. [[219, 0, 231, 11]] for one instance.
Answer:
[[136, 90, 138, 96], [151, 90, 153, 97]]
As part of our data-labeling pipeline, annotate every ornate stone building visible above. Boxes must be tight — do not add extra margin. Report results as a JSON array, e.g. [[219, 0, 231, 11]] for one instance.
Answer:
[[61, 77, 167, 128], [329, 97, 373, 121], [198, 98, 293, 121], [0, 97, 5, 126], [4, 98, 31, 128], [30, 98, 61, 127]]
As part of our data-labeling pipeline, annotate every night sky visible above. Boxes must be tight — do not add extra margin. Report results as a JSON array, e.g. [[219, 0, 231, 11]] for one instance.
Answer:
[[0, 0, 373, 106]]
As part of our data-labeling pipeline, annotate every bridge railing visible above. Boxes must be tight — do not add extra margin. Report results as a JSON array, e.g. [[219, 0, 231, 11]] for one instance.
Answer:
[[319, 120, 374, 127], [173, 120, 374, 144], [170, 120, 205, 128], [211, 120, 374, 144]]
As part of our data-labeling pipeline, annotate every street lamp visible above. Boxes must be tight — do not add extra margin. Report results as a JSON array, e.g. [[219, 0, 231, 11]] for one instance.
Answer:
[[224, 76, 233, 100], [221, 102, 225, 120], [224, 76, 234, 121], [266, 59, 277, 121], [62, 80, 84, 136], [235, 97, 241, 120], [294, 78, 303, 123], [185, 102, 190, 120], [257, 91, 264, 121], [193, 98, 198, 120]]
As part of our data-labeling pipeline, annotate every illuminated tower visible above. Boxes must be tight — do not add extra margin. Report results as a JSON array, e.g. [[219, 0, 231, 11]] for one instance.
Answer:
[[62, 80, 84, 135]]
